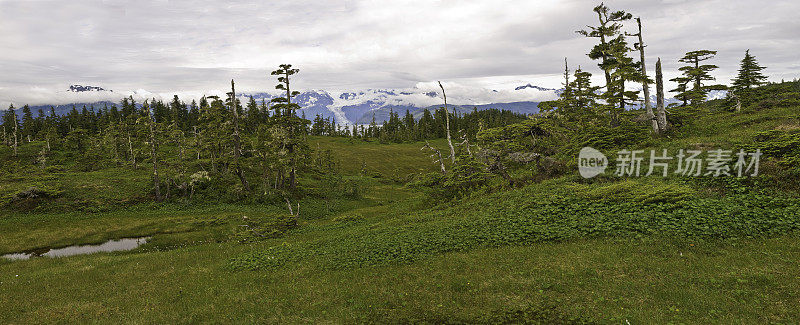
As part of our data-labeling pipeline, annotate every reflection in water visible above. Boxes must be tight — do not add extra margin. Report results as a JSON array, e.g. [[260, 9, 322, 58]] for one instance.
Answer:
[[2, 237, 150, 260]]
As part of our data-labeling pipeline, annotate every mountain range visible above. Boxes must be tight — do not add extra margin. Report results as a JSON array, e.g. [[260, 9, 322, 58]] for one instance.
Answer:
[[12, 84, 721, 125]]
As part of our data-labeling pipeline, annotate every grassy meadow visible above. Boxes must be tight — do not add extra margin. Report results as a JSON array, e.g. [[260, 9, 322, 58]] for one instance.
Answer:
[[2, 85, 800, 323]]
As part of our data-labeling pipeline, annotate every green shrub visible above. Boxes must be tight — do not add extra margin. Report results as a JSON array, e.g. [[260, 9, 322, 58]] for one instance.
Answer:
[[578, 180, 696, 204], [232, 214, 298, 243], [1, 183, 65, 210], [230, 179, 800, 271], [573, 122, 649, 150], [753, 129, 800, 173], [332, 213, 364, 223]]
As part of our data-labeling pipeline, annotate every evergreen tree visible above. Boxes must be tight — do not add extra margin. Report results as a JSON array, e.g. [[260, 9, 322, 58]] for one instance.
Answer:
[[673, 50, 726, 105], [669, 76, 691, 106], [21, 105, 35, 142], [269, 64, 310, 190], [3, 105, 19, 156], [540, 62, 600, 124], [539, 58, 575, 114], [732, 49, 768, 92], [570, 67, 601, 123], [577, 3, 641, 124]]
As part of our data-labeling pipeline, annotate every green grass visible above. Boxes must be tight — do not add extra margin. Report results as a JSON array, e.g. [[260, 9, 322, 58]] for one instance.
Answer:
[[2, 87, 800, 322], [2, 236, 799, 323], [310, 136, 447, 177]]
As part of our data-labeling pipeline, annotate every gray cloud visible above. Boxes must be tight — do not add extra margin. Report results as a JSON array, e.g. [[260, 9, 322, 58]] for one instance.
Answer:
[[1, 0, 798, 107]]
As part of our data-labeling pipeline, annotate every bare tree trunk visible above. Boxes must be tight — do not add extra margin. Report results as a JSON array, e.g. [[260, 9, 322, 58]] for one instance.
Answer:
[[596, 11, 613, 97], [438, 81, 456, 164], [422, 141, 446, 173], [655, 58, 667, 132], [459, 134, 472, 157], [633, 18, 657, 134], [128, 131, 136, 169], [12, 114, 18, 157], [230, 79, 251, 192], [147, 109, 161, 201], [231, 79, 242, 159]]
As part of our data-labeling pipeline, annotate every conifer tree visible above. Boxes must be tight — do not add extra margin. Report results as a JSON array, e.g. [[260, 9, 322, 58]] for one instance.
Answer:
[[269, 64, 309, 190], [577, 3, 641, 125], [21, 105, 35, 142], [144, 101, 161, 201], [673, 50, 726, 105], [732, 49, 768, 92], [570, 66, 601, 123], [4, 105, 19, 156], [669, 76, 691, 107], [540, 61, 599, 124]]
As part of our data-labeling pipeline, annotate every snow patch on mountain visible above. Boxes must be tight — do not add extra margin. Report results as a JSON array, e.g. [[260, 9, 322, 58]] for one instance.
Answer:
[[69, 85, 109, 92]]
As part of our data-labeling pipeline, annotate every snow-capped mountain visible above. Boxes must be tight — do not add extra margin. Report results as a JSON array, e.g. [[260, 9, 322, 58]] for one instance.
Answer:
[[235, 84, 558, 125], [514, 84, 557, 92], [11, 83, 726, 124], [68, 85, 109, 92]]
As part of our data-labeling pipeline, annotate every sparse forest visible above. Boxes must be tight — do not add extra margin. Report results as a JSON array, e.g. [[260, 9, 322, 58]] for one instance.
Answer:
[[2, 2, 800, 323]]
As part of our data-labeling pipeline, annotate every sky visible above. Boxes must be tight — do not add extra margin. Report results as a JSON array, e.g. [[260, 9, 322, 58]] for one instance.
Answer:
[[0, 0, 798, 108]]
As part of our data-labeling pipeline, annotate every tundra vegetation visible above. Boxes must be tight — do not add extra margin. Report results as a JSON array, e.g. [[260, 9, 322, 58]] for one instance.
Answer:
[[2, 3, 800, 323]]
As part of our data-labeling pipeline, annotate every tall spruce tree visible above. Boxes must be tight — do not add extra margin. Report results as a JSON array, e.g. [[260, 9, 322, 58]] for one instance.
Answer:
[[570, 66, 601, 124], [577, 3, 640, 125], [732, 49, 768, 92], [4, 105, 19, 156], [21, 105, 35, 142], [269, 64, 309, 190]]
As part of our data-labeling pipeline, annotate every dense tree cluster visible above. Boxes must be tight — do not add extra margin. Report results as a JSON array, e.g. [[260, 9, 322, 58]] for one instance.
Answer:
[[538, 3, 770, 134], [1, 63, 528, 201], [308, 108, 527, 143]]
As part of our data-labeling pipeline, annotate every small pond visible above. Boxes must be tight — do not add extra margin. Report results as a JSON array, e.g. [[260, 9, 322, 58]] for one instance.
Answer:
[[2, 237, 151, 261]]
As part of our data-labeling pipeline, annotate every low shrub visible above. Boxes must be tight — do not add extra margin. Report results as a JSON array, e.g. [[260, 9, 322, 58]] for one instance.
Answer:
[[230, 181, 800, 271], [332, 213, 364, 223]]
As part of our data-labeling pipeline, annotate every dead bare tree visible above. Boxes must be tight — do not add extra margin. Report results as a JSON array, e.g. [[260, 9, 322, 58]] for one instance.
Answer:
[[655, 58, 668, 132], [731, 92, 742, 112], [458, 131, 472, 157], [230, 79, 251, 192], [146, 105, 161, 201], [12, 112, 18, 157], [284, 197, 300, 228], [438, 81, 456, 164], [422, 141, 446, 173], [628, 17, 658, 134]]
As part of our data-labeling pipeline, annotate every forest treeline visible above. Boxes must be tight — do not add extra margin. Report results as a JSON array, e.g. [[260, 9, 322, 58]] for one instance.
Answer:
[[1, 2, 793, 206], [0, 62, 527, 203]]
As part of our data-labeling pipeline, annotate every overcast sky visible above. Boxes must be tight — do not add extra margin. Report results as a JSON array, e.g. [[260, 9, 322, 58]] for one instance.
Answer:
[[1, 0, 798, 107]]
